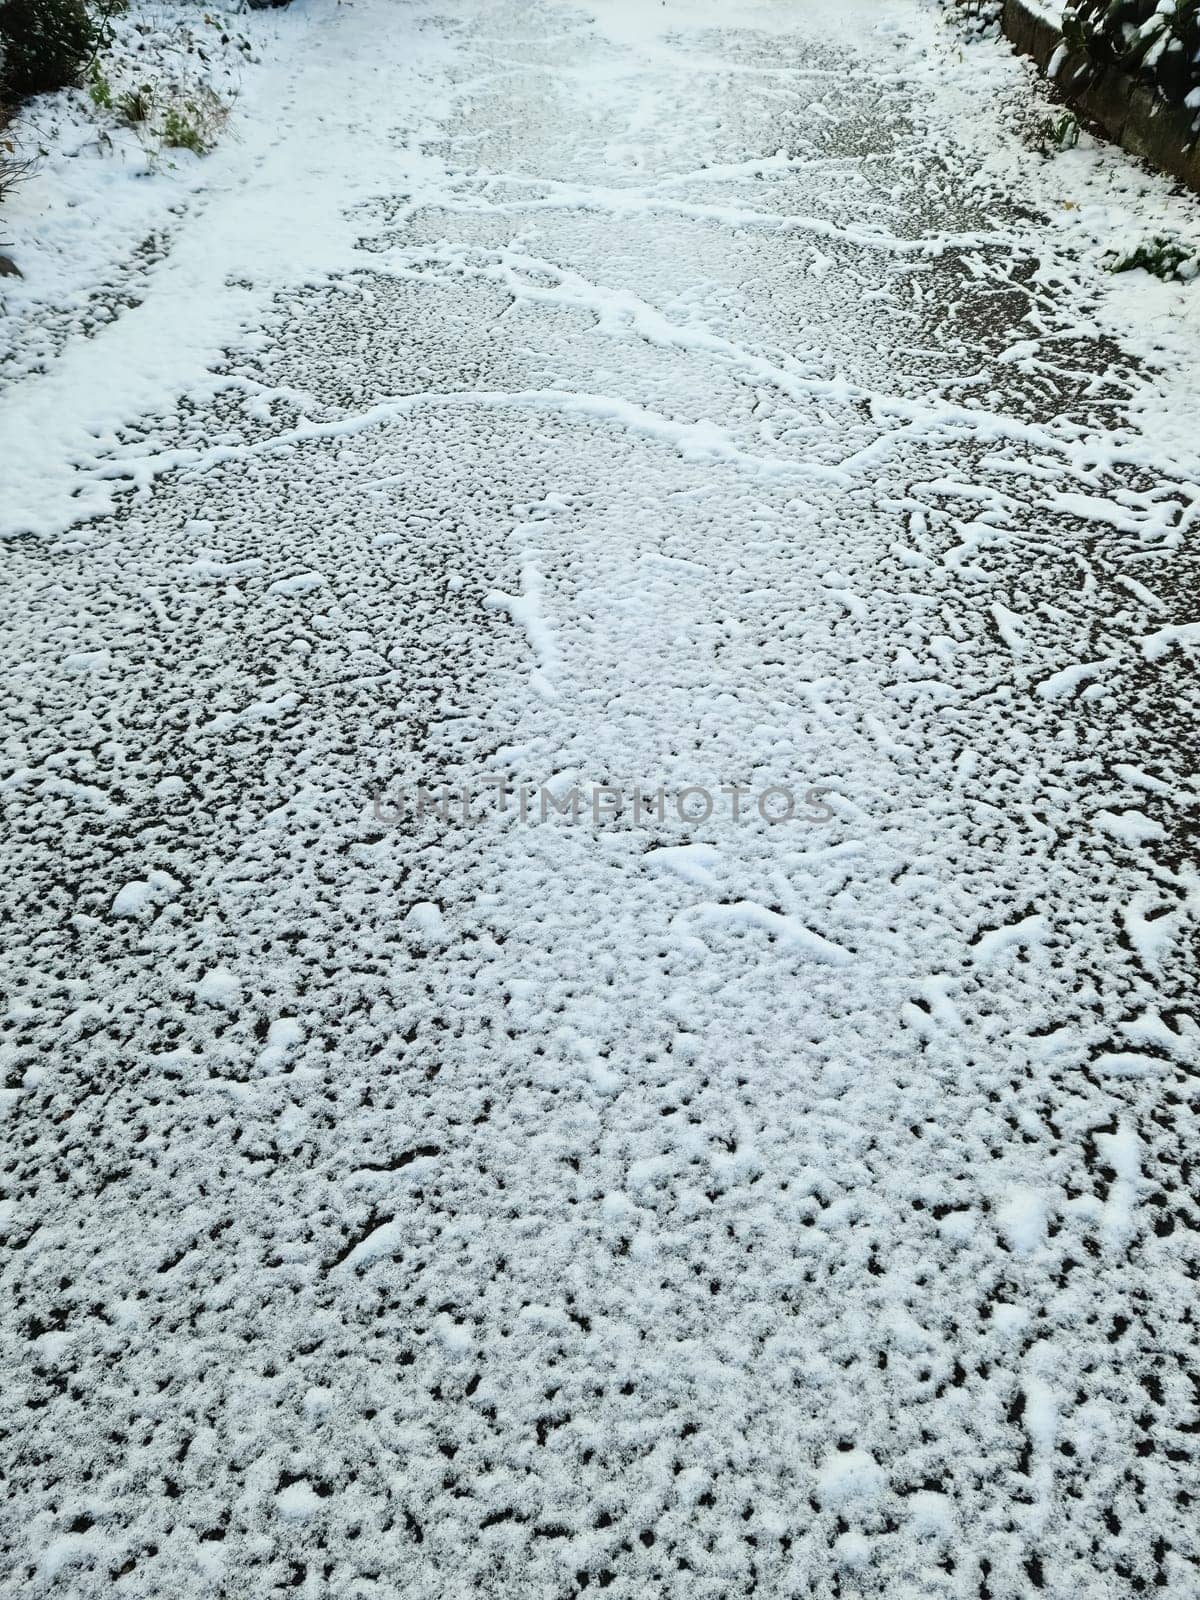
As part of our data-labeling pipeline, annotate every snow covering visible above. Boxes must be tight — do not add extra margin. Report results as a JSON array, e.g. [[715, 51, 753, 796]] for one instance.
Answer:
[[0, 0, 277, 379], [1, 0, 1199, 1595]]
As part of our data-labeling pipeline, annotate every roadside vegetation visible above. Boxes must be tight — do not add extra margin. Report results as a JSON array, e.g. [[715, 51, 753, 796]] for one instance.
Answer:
[[0, 0, 258, 211], [1064, 0, 1200, 109]]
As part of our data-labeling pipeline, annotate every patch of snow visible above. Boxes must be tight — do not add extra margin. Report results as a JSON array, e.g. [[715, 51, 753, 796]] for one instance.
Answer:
[[815, 1448, 887, 1509], [275, 1481, 323, 1522], [194, 967, 241, 1010]]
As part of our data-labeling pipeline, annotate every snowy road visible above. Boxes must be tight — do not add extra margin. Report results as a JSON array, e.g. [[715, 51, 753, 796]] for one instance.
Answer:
[[3, 0, 1199, 1594]]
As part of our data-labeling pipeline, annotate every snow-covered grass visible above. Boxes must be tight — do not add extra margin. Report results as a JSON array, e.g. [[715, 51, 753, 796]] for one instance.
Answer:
[[0, 0, 274, 376]]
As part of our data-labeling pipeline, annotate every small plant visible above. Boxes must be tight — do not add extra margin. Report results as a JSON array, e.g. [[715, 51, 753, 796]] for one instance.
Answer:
[[88, 63, 111, 108], [1035, 111, 1080, 154], [158, 88, 225, 156], [0, 0, 98, 99], [1107, 235, 1199, 280], [1053, 112, 1079, 149], [161, 104, 206, 154], [116, 83, 149, 123], [1, 131, 36, 209]]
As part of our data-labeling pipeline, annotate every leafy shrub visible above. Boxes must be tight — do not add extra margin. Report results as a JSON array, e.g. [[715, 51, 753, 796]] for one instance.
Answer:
[[1063, 0, 1200, 109], [0, 0, 98, 100]]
